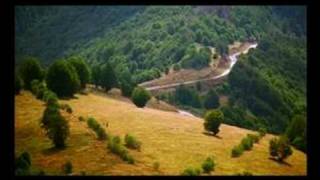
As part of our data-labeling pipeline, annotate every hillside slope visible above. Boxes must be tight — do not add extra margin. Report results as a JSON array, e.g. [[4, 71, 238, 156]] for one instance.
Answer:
[[15, 91, 306, 175]]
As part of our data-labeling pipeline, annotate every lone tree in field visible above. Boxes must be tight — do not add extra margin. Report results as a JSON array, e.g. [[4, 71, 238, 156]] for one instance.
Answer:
[[18, 57, 44, 90], [131, 87, 151, 108], [100, 62, 118, 92], [41, 103, 70, 148], [67, 57, 91, 90], [269, 135, 293, 162], [46, 60, 80, 97], [204, 110, 224, 136], [204, 89, 220, 110]]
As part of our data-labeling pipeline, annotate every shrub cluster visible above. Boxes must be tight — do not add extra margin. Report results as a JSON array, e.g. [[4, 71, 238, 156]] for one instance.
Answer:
[[269, 135, 293, 162], [15, 151, 31, 175], [31, 80, 47, 99], [107, 136, 135, 164], [124, 134, 141, 151], [231, 132, 263, 158], [29, 79, 60, 107], [41, 103, 70, 148], [231, 145, 244, 157], [60, 104, 73, 114], [201, 157, 215, 173], [78, 116, 86, 122], [87, 117, 107, 140], [181, 167, 201, 176]]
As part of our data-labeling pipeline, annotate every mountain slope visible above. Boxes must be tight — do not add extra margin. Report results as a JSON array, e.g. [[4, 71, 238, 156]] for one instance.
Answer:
[[15, 91, 306, 175]]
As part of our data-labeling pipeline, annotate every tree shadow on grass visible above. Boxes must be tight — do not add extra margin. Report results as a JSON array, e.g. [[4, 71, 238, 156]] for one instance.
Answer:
[[202, 131, 222, 139], [60, 95, 79, 100], [268, 157, 292, 167], [41, 146, 66, 155]]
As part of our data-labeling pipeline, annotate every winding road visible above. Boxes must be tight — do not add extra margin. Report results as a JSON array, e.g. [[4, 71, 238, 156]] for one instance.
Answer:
[[143, 43, 258, 91]]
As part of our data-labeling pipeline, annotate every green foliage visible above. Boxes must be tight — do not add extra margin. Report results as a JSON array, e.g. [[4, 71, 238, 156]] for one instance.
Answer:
[[201, 157, 215, 173], [107, 135, 135, 164], [46, 60, 80, 98], [100, 62, 118, 92], [30, 79, 46, 99], [42, 90, 58, 106], [172, 64, 181, 71], [285, 114, 306, 152], [181, 167, 201, 176], [175, 85, 202, 108], [203, 110, 223, 135], [131, 87, 151, 108], [18, 57, 44, 90], [204, 89, 220, 110], [269, 135, 293, 162], [63, 161, 72, 175], [241, 136, 254, 150], [153, 162, 160, 171], [78, 116, 85, 122], [231, 145, 244, 157], [67, 57, 91, 89], [124, 134, 141, 151], [258, 127, 267, 138], [60, 104, 73, 114], [180, 45, 211, 69], [15, 151, 31, 175], [118, 67, 135, 97], [247, 133, 260, 143], [87, 117, 107, 140], [15, 73, 23, 95], [41, 103, 70, 148]]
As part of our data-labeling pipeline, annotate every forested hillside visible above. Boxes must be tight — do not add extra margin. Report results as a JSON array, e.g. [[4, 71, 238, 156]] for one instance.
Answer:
[[15, 5, 306, 145]]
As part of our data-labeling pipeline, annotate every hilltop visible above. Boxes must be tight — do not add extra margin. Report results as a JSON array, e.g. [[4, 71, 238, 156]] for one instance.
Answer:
[[15, 91, 306, 175]]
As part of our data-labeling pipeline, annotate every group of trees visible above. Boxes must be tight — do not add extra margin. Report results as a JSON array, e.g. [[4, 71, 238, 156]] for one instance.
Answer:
[[157, 85, 220, 114], [17, 56, 91, 98]]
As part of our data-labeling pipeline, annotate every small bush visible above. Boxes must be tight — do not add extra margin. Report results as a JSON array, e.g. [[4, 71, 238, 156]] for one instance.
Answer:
[[247, 133, 260, 143], [42, 90, 58, 106], [131, 87, 151, 108], [201, 157, 215, 173], [63, 161, 72, 175], [241, 136, 254, 151], [60, 104, 73, 114], [41, 103, 69, 148], [107, 136, 134, 164], [181, 167, 201, 176], [78, 116, 85, 121], [31, 79, 47, 99], [258, 127, 267, 137], [124, 134, 141, 151], [231, 145, 244, 157], [153, 162, 160, 171], [203, 110, 224, 135], [269, 135, 293, 162], [87, 117, 107, 140], [96, 127, 107, 140], [15, 151, 31, 175]]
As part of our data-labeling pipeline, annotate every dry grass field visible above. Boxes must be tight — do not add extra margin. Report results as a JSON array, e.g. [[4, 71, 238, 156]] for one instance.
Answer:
[[15, 91, 306, 175]]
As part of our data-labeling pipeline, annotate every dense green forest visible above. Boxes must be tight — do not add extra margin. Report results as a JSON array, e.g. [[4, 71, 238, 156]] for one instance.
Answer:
[[15, 6, 306, 151]]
